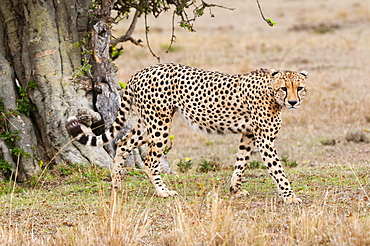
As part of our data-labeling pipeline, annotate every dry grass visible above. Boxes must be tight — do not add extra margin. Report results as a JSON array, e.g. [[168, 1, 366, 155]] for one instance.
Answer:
[[2, 0, 370, 245], [1, 166, 370, 245]]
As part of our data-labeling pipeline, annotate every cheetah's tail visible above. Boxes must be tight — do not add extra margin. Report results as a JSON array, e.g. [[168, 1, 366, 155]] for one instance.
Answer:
[[66, 116, 117, 147], [66, 88, 134, 147], [66, 106, 131, 147]]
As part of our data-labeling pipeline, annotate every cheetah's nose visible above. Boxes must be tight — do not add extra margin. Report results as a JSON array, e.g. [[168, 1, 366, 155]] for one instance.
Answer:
[[288, 100, 297, 106]]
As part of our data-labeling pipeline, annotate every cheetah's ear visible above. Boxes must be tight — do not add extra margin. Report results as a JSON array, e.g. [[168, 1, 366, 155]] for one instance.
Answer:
[[270, 69, 279, 77], [299, 70, 308, 78]]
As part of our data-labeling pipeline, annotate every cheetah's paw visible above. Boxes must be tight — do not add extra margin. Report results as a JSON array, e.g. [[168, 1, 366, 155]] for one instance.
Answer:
[[157, 189, 179, 198], [284, 195, 302, 204], [231, 189, 250, 198]]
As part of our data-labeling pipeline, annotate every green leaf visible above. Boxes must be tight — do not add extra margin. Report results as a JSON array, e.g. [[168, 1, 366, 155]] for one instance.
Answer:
[[170, 135, 175, 141], [163, 146, 170, 155], [267, 18, 276, 27], [27, 80, 38, 90], [119, 82, 127, 89]]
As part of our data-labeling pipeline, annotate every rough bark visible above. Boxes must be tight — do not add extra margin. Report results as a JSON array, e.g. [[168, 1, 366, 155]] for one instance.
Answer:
[[0, 139, 15, 181], [0, 3, 40, 180], [0, 0, 175, 180], [0, 0, 114, 180], [91, 20, 121, 158]]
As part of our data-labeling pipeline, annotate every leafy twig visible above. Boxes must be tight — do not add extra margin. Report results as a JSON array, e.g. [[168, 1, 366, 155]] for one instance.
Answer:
[[256, 0, 276, 27], [111, 9, 142, 47], [166, 0, 233, 52], [111, 1, 234, 59], [200, 0, 235, 12]]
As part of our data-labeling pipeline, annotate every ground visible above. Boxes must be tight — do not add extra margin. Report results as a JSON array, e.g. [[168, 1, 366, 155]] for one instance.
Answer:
[[1, 0, 370, 245], [1, 162, 369, 245]]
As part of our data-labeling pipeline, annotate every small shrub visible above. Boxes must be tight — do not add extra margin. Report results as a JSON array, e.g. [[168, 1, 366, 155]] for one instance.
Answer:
[[109, 45, 124, 60], [320, 138, 336, 146], [313, 23, 339, 34], [197, 158, 221, 173], [16, 85, 37, 116], [159, 44, 181, 52], [248, 160, 263, 169], [0, 181, 25, 195], [280, 155, 298, 168], [204, 141, 214, 146], [345, 131, 369, 143], [289, 22, 341, 34], [177, 158, 193, 173], [0, 158, 12, 176]]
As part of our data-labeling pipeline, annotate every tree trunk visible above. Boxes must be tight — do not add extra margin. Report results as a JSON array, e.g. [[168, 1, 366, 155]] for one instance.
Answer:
[[0, 0, 114, 180], [0, 0, 175, 181]]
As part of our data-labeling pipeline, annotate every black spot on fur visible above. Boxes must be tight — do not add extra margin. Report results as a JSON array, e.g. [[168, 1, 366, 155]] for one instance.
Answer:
[[79, 135, 89, 145], [91, 137, 97, 146], [102, 133, 109, 143]]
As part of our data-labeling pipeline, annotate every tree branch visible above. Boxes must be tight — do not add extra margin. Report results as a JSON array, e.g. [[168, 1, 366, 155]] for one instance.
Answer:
[[110, 1, 234, 60], [200, 0, 235, 12], [144, 13, 161, 62], [111, 9, 143, 47], [256, 0, 276, 27], [166, 11, 177, 53]]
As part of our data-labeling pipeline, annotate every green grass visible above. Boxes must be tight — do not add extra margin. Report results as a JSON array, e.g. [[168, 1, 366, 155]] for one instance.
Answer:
[[1, 162, 369, 245], [159, 44, 181, 52]]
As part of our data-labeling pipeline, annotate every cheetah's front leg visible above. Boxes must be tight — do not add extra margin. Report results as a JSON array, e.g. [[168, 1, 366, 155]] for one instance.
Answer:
[[230, 134, 255, 198], [255, 135, 302, 204]]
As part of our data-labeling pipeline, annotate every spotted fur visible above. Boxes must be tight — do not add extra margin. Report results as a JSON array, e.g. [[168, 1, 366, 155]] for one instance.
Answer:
[[66, 63, 308, 204]]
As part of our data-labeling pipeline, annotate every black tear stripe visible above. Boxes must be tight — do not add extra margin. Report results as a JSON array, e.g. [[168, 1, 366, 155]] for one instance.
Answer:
[[296, 89, 301, 102]]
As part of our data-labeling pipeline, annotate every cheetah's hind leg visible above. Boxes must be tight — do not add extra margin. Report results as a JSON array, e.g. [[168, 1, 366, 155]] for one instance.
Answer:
[[111, 120, 147, 191], [230, 134, 255, 198]]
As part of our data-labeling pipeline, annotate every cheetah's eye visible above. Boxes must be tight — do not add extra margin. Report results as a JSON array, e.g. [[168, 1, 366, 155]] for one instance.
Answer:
[[297, 87, 304, 91], [280, 87, 287, 92]]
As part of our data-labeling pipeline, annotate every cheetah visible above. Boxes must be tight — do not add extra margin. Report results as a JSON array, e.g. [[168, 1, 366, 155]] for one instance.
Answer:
[[66, 63, 308, 204]]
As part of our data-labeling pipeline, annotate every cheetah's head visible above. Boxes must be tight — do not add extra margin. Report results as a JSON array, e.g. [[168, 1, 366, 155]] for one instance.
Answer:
[[271, 69, 308, 109]]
